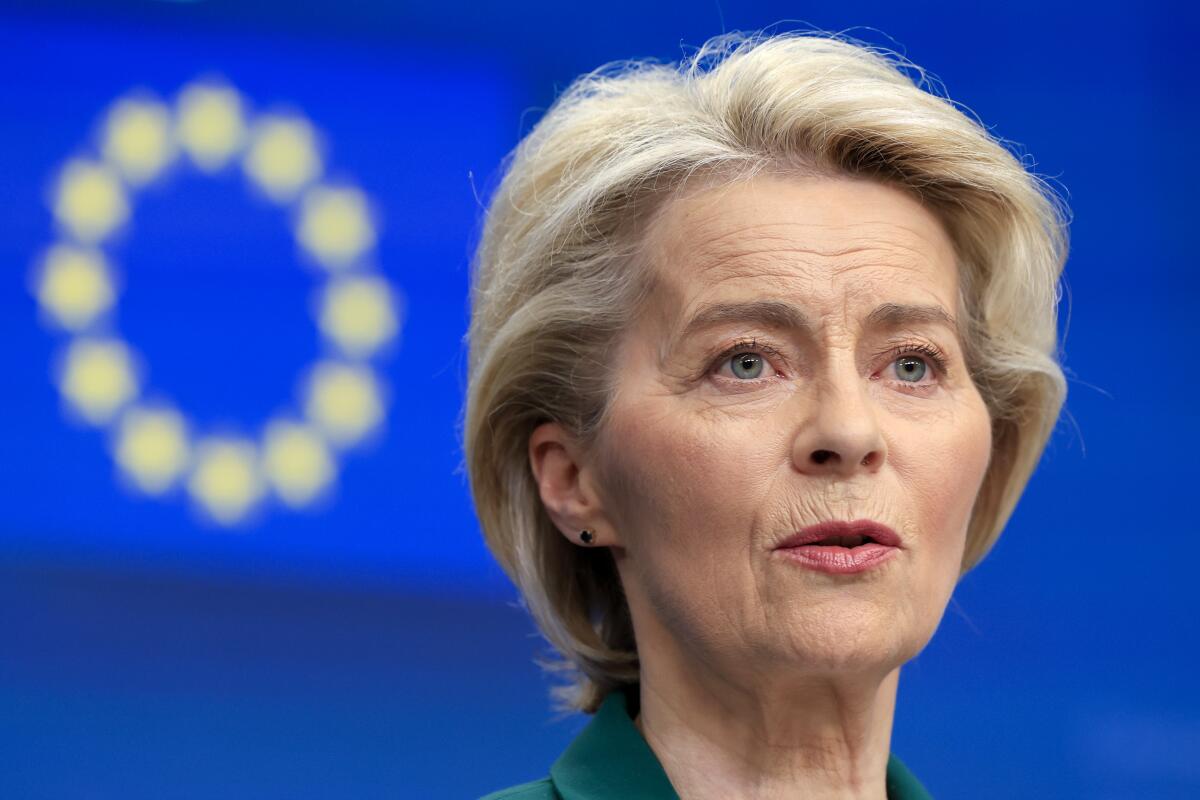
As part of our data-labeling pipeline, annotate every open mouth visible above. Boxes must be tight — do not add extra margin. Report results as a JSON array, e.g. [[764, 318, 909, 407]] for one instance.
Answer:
[[808, 534, 876, 548], [776, 527, 900, 574], [775, 521, 903, 551], [775, 521, 900, 573]]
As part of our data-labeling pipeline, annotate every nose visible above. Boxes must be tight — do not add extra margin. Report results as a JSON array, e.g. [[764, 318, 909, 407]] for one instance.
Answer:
[[791, 370, 887, 478]]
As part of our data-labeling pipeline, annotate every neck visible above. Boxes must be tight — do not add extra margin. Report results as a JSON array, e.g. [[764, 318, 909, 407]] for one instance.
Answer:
[[632, 636, 900, 800]]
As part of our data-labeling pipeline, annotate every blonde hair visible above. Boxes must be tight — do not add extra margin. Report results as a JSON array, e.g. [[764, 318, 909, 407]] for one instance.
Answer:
[[463, 30, 1069, 714]]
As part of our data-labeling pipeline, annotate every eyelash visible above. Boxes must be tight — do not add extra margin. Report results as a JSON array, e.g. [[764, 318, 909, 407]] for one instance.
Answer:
[[709, 337, 951, 391]]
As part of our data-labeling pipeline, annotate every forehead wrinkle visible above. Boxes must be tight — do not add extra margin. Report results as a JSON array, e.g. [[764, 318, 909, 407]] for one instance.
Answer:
[[666, 298, 816, 357], [695, 248, 934, 288], [643, 186, 966, 359], [647, 246, 962, 353], [669, 297, 961, 347], [669, 222, 945, 281], [863, 301, 966, 351]]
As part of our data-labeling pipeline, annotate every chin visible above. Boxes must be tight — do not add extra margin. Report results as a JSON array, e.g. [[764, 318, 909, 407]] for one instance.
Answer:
[[772, 611, 930, 674]]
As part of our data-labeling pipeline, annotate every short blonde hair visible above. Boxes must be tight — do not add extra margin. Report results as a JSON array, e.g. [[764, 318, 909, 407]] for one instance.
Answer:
[[463, 30, 1069, 714]]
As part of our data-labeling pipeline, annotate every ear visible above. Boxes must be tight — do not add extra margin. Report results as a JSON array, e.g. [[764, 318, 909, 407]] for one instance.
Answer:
[[528, 421, 622, 548]]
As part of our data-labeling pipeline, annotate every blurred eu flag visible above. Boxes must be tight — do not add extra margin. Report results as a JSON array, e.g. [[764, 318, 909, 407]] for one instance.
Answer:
[[0, 10, 520, 595]]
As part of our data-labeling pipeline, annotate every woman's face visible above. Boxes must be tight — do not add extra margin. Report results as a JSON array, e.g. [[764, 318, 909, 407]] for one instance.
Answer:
[[592, 173, 993, 682]]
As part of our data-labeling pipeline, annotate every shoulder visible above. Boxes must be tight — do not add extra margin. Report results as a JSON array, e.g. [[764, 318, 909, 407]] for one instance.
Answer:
[[478, 777, 559, 800]]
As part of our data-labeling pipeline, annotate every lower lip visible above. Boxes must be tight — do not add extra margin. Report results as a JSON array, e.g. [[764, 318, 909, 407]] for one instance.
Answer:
[[776, 543, 899, 574]]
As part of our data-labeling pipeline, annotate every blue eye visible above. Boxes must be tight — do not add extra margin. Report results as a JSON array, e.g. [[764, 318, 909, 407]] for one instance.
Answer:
[[729, 352, 764, 379], [895, 356, 927, 382]]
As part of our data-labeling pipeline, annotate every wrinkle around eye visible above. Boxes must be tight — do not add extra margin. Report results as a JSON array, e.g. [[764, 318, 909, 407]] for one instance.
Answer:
[[704, 358, 794, 399], [871, 356, 950, 401], [713, 352, 781, 382]]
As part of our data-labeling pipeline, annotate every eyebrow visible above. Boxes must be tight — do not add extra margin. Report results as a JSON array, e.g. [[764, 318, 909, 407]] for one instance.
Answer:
[[673, 299, 961, 349]]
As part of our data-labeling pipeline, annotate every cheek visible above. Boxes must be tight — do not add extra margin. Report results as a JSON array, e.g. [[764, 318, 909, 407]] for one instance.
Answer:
[[893, 393, 992, 577], [606, 420, 722, 528], [597, 406, 783, 656], [598, 402, 778, 566]]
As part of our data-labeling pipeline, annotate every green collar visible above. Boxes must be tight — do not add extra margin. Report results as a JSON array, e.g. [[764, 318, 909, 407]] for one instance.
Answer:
[[550, 689, 933, 799]]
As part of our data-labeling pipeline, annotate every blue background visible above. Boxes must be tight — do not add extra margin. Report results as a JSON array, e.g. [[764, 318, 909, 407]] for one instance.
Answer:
[[1, 1, 1196, 798]]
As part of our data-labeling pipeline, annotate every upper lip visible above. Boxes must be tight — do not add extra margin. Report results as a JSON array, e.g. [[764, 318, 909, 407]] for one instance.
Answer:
[[775, 520, 903, 549]]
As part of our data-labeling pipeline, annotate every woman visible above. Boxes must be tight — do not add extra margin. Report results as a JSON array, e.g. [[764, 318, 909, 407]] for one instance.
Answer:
[[465, 30, 1068, 800]]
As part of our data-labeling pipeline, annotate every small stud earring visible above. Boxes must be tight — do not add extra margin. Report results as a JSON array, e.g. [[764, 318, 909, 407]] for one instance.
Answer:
[[579, 529, 594, 544]]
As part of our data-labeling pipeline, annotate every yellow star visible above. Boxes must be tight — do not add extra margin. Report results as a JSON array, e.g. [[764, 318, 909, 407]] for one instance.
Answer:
[[113, 405, 190, 494], [33, 245, 116, 331], [318, 275, 400, 357], [243, 115, 321, 202], [101, 97, 174, 185], [262, 418, 336, 507], [58, 338, 139, 425], [176, 81, 246, 172], [52, 159, 129, 243], [303, 361, 384, 447], [296, 186, 375, 269], [187, 436, 264, 525]]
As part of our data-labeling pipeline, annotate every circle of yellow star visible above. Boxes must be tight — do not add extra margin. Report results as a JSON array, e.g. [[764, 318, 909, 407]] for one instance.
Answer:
[[36, 77, 400, 525]]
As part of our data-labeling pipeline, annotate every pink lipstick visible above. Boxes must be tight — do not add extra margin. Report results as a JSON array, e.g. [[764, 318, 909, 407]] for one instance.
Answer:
[[774, 520, 902, 575]]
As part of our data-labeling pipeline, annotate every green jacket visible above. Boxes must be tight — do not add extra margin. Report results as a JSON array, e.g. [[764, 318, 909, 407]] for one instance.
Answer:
[[480, 689, 933, 799]]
